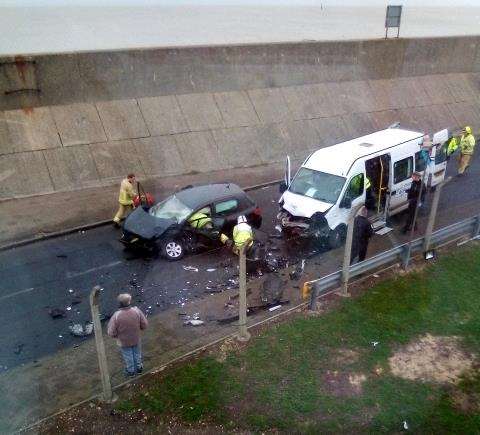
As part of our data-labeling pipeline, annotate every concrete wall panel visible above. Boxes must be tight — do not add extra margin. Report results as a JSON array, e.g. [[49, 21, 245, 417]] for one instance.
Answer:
[[134, 136, 186, 177], [368, 79, 408, 111], [0, 107, 61, 155], [278, 120, 321, 157], [419, 75, 455, 105], [90, 140, 145, 181], [309, 116, 349, 146], [211, 127, 263, 168], [175, 131, 229, 172], [369, 110, 401, 131], [395, 77, 432, 108], [213, 91, 259, 128], [425, 105, 456, 132], [444, 73, 476, 103], [51, 103, 106, 147], [247, 88, 291, 124], [137, 95, 189, 136], [0, 151, 53, 198], [96, 99, 149, 141], [341, 113, 377, 138], [337, 80, 378, 114], [176, 93, 225, 131], [42, 145, 100, 190], [254, 124, 289, 162], [448, 102, 480, 132]]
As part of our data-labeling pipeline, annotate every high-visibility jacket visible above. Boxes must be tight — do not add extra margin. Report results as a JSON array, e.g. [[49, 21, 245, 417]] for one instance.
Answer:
[[233, 222, 253, 248], [118, 179, 136, 206], [447, 137, 458, 156], [460, 133, 476, 155], [365, 177, 371, 190], [188, 212, 212, 229]]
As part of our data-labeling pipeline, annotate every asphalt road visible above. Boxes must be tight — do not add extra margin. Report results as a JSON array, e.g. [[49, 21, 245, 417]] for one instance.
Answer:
[[0, 156, 479, 371]]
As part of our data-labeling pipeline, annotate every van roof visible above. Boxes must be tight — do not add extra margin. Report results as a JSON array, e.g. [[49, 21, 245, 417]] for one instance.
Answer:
[[303, 128, 424, 177]]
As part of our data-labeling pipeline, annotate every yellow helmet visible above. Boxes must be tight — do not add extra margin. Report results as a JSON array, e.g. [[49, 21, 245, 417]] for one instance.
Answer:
[[464, 126, 472, 134]]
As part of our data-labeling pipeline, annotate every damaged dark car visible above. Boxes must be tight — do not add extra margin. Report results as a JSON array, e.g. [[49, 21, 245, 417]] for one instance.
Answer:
[[121, 183, 262, 260]]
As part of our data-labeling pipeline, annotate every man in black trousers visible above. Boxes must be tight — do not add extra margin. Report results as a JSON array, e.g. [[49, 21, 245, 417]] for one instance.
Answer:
[[351, 206, 374, 264], [402, 172, 425, 234]]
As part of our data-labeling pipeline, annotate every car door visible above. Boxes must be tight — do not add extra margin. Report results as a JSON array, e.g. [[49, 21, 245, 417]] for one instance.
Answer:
[[212, 198, 240, 234], [329, 172, 365, 230], [389, 156, 414, 212]]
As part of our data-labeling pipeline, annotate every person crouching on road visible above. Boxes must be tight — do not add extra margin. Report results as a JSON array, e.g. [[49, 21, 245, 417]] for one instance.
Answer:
[[350, 206, 374, 265], [107, 293, 148, 377], [113, 173, 137, 228], [220, 215, 254, 255]]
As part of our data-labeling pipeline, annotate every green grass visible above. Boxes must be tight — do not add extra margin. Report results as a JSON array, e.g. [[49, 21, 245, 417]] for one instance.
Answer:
[[118, 244, 480, 432]]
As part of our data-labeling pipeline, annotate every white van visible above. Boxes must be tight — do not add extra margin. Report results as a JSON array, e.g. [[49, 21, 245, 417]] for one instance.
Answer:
[[277, 126, 449, 248]]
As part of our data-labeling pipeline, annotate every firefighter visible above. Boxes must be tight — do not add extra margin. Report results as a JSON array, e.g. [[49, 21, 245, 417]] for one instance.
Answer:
[[221, 215, 254, 254], [188, 209, 213, 230], [457, 126, 476, 176], [113, 173, 137, 228]]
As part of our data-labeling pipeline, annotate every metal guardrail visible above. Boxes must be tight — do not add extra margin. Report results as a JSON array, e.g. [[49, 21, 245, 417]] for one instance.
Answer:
[[308, 214, 480, 310]]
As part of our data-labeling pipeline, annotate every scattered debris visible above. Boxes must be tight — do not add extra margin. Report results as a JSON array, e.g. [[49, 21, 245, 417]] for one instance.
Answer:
[[13, 344, 24, 355], [371, 341, 379, 347], [69, 322, 94, 337], [373, 274, 380, 278], [275, 225, 282, 233], [66, 306, 72, 311], [56, 254, 68, 259], [289, 259, 306, 280], [268, 305, 282, 312], [206, 268, 216, 272], [68, 289, 74, 293], [261, 275, 285, 304], [218, 300, 290, 324], [182, 266, 199, 272], [49, 308, 66, 318], [403, 421, 409, 430], [183, 319, 205, 326]]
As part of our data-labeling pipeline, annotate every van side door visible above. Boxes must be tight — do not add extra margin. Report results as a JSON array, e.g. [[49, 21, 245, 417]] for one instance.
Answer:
[[331, 172, 366, 228], [389, 156, 414, 213]]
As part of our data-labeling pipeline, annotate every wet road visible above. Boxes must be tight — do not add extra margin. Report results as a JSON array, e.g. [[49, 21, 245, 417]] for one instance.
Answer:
[[0, 157, 479, 371]]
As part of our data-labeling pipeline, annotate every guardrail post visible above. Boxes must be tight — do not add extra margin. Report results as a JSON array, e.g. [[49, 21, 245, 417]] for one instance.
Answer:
[[472, 215, 480, 239], [309, 283, 320, 311], [237, 240, 251, 342], [89, 285, 114, 403], [340, 204, 364, 297], [423, 177, 451, 254]]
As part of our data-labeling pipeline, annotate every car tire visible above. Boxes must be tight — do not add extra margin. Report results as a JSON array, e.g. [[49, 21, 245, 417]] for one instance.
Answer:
[[162, 239, 185, 261], [328, 225, 346, 249]]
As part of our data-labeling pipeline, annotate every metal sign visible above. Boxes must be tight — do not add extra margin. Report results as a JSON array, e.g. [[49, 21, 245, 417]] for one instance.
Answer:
[[385, 5, 402, 38]]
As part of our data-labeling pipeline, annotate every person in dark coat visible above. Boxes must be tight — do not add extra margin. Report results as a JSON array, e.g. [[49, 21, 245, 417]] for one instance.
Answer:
[[402, 172, 425, 234], [351, 206, 374, 264]]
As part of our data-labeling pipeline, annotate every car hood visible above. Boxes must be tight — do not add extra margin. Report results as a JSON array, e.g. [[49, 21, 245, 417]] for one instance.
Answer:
[[123, 207, 176, 240], [282, 190, 333, 218]]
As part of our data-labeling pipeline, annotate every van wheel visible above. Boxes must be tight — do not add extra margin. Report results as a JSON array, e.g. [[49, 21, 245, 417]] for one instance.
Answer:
[[328, 225, 346, 249], [162, 239, 185, 261]]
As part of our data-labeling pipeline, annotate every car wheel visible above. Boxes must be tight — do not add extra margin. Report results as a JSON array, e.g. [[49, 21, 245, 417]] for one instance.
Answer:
[[162, 239, 185, 261], [328, 225, 346, 249]]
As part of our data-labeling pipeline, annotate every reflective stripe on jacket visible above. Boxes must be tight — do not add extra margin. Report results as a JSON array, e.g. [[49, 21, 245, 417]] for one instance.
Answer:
[[233, 223, 253, 247], [460, 133, 476, 155], [118, 179, 135, 206], [365, 177, 371, 190], [188, 212, 211, 229]]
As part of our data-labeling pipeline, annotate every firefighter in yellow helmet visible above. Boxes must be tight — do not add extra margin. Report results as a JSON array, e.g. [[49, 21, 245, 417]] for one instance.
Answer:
[[188, 208, 213, 230], [113, 173, 137, 228], [457, 126, 476, 176], [220, 215, 254, 255]]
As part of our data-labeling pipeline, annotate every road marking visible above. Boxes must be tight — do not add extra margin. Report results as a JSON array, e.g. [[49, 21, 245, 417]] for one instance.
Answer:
[[0, 287, 35, 302], [65, 260, 123, 278]]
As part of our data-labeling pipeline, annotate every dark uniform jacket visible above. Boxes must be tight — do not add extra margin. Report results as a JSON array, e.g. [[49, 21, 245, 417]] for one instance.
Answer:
[[407, 179, 425, 204], [351, 216, 374, 258]]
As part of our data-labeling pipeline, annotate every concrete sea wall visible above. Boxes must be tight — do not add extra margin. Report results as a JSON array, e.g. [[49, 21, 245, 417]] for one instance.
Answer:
[[1, 36, 480, 200]]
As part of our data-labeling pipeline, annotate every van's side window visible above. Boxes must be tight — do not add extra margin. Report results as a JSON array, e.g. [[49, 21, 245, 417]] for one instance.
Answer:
[[394, 157, 413, 183], [415, 151, 427, 172], [346, 173, 364, 200]]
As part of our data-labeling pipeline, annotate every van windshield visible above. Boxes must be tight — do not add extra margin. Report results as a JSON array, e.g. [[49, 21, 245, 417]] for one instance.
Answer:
[[289, 168, 346, 204]]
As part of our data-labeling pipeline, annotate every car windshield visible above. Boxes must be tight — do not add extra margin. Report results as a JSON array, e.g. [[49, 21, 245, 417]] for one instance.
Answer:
[[148, 195, 193, 223], [289, 167, 346, 204]]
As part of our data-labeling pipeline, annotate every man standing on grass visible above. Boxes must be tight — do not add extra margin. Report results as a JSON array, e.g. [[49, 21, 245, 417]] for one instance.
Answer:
[[107, 293, 148, 377]]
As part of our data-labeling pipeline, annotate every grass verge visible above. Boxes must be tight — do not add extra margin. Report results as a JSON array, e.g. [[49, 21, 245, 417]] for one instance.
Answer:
[[117, 243, 480, 432]]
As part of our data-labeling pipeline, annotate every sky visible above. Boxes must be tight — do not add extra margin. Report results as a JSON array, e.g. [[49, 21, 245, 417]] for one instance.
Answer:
[[1, 0, 479, 6]]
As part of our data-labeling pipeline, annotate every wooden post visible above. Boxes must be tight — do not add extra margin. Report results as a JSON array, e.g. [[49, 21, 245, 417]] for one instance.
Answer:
[[89, 285, 114, 403]]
